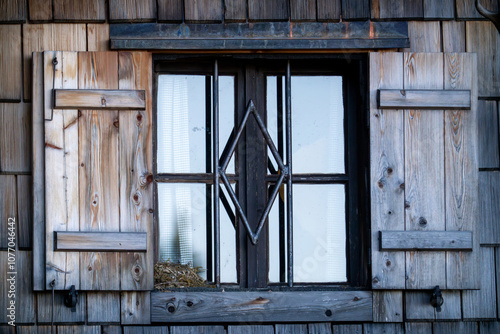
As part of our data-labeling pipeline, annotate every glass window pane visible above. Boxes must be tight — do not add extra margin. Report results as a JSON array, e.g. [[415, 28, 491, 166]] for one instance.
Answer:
[[293, 184, 347, 283], [219, 76, 236, 174], [292, 76, 344, 174], [268, 184, 287, 283]]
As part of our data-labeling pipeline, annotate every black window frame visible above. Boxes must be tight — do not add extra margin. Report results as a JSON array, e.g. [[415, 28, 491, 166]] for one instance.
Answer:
[[152, 54, 370, 290]]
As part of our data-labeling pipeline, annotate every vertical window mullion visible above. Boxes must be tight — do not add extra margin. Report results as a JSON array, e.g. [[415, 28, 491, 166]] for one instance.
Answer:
[[213, 60, 221, 287], [205, 75, 213, 282], [285, 61, 293, 287]]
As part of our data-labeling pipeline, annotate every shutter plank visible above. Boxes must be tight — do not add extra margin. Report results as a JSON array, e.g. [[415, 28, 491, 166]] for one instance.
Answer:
[[479, 172, 500, 245], [378, 90, 470, 110], [444, 53, 480, 289], [55, 89, 146, 110], [404, 53, 446, 290], [55, 232, 147, 251], [0, 25, 22, 101], [45, 51, 80, 290], [53, 0, 106, 22], [78, 52, 120, 290], [373, 291, 403, 323], [369, 52, 406, 289], [118, 52, 154, 290], [380, 231, 472, 250]]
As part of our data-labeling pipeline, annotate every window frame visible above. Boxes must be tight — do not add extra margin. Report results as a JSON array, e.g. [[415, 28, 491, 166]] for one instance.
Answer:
[[152, 54, 370, 290]]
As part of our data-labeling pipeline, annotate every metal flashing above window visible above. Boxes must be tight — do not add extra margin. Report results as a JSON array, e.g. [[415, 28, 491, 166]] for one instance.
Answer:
[[110, 21, 409, 50]]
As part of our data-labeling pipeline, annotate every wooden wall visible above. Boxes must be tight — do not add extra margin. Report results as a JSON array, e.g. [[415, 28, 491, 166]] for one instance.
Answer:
[[0, 0, 499, 332]]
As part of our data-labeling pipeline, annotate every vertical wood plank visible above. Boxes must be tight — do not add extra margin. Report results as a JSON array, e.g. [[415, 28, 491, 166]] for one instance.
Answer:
[[0, 0, 25, 22], [224, 0, 247, 21], [45, 51, 80, 290], [78, 51, 120, 290], [363, 323, 403, 334], [478, 101, 499, 168], [433, 322, 478, 334], [342, 0, 369, 20], [462, 247, 497, 319], [0, 103, 31, 172], [23, 24, 87, 101], [29, 0, 53, 21], [37, 291, 86, 323], [87, 292, 121, 323], [185, 0, 223, 22], [109, 0, 157, 22], [316, 0, 340, 21], [157, 0, 184, 22], [118, 51, 154, 290], [276, 324, 307, 334], [371, 0, 423, 19], [404, 52, 446, 290], [405, 291, 461, 320], [372, 291, 403, 322], [248, 0, 289, 21], [53, 0, 106, 22], [309, 323, 332, 334], [456, 0, 498, 19], [423, 0, 454, 19], [479, 172, 500, 245], [442, 21, 465, 53], [444, 52, 480, 289], [404, 323, 432, 334], [87, 24, 110, 51], [404, 22, 441, 52], [32, 52, 45, 290], [466, 21, 500, 97], [17, 251, 36, 324], [121, 291, 151, 324], [17, 175, 32, 249], [369, 52, 406, 289], [0, 25, 22, 101], [331, 325, 362, 334], [290, 0, 316, 21]]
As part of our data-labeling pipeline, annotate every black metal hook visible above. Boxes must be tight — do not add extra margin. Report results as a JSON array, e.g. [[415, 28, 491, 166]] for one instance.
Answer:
[[430, 285, 444, 312], [476, 0, 500, 34], [64, 285, 78, 312]]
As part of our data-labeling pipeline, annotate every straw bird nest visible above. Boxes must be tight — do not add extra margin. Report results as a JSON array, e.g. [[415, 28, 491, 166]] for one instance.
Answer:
[[154, 261, 213, 290]]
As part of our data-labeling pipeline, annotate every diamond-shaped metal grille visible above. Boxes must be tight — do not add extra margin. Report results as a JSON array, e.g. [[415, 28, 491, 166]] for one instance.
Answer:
[[218, 100, 288, 245]]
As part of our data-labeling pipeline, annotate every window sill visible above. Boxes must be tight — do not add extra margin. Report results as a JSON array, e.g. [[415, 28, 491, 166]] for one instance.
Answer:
[[151, 290, 372, 323]]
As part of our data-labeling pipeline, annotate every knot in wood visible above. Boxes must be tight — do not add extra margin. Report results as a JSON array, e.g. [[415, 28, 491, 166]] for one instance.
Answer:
[[136, 113, 143, 123], [101, 97, 106, 106], [419, 217, 427, 226]]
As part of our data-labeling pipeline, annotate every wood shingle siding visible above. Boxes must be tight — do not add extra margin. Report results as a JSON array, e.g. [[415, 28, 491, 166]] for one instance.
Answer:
[[405, 291, 462, 320], [109, 0, 157, 22], [316, 0, 341, 21], [28, 0, 53, 22], [290, 0, 316, 21], [477, 101, 499, 169], [0, 25, 22, 101], [0, 0, 24, 22], [479, 171, 500, 245], [0, 103, 31, 172], [248, 0, 290, 21], [371, 0, 423, 20], [184, 0, 223, 22], [53, 0, 106, 22], [157, 0, 184, 22], [456, 0, 498, 19]]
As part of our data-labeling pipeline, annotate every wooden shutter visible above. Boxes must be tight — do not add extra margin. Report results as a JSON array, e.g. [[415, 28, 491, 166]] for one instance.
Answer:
[[370, 52, 479, 290], [33, 51, 153, 291]]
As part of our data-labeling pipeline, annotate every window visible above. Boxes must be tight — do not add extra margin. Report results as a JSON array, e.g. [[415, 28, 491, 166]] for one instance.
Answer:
[[154, 55, 369, 289]]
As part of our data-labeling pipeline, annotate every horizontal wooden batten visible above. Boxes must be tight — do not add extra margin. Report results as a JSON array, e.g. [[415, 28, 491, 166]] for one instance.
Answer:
[[379, 231, 473, 251], [110, 22, 409, 50], [54, 89, 146, 110], [55, 232, 147, 252], [378, 89, 471, 109], [151, 291, 372, 323]]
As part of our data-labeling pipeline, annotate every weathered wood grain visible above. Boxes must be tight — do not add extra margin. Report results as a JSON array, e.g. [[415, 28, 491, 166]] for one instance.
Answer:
[[151, 291, 372, 322], [55, 89, 146, 110], [423, 0, 454, 19], [373, 291, 403, 322], [316, 0, 340, 21], [404, 52, 446, 290], [0, 0, 24, 22], [118, 52, 153, 290], [102, 326, 122, 334], [248, 0, 289, 21], [185, 0, 223, 22], [363, 323, 403, 334], [379, 90, 470, 110], [37, 291, 86, 323], [457, 0, 498, 19], [17, 326, 52, 334], [462, 247, 497, 319], [275, 324, 307, 334], [88, 24, 110, 51], [371, 0, 423, 19], [16, 251, 36, 324], [0, 326, 15, 334], [497, 247, 500, 320], [444, 52, 480, 289], [0, 176, 16, 249], [405, 291, 461, 320], [109, 0, 157, 22], [290, 0, 316, 21], [332, 325, 362, 334], [369, 52, 405, 289], [478, 101, 499, 168], [466, 21, 500, 98], [479, 172, 500, 245], [433, 322, 478, 333], [405, 22, 441, 52], [0, 103, 31, 172], [28, 0, 52, 21], [32, 52, 45, 290], [380, 231, 473, 250], [228, 326, 274, 334], [57, 326, 101, 333], [78, 52, 120, 290], [55, 232, 147, 251], [480, 322, 500, 334], [224, 0, 246, 21], [442, 21, 466, 53], [404, 323, 432, 334], [310, 323, 333, 334], [121, 292, 151, 324], [0, 25, 22, 101], [53, 0, 105, 22], [124, 327, 170, 334], [342, 0, 369, 20], [170, 326, 223, 334], [17, 175, 32, 249], [45, 51, 80, 290], [23, 24, 87, 101], [157, 0, 183, 22], [87, 292, 121, 324]]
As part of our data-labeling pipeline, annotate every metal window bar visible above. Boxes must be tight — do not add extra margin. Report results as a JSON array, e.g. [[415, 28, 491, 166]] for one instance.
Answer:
[[213, 60, 221, 287], [285, 61, 293, 287]]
